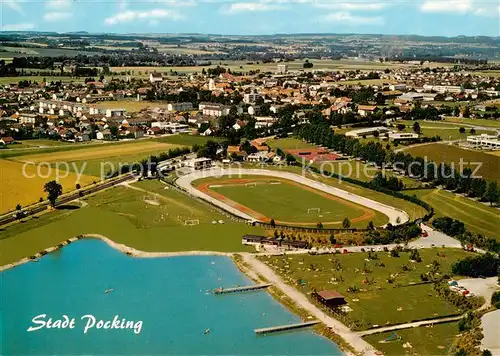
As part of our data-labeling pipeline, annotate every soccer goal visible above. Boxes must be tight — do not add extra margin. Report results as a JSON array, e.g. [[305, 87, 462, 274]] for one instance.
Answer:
[[245, 182, 257, 188], [184, 219, 200, 226], [307, 208, 321, 214]]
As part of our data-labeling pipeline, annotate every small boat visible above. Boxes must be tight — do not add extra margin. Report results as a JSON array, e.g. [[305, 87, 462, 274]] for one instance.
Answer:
[[105, 288, 114, 294], [204, 328, 210, 335]]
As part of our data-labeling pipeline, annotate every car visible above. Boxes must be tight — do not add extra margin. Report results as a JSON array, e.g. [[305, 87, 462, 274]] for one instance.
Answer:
[[422, 231, 429, 237]]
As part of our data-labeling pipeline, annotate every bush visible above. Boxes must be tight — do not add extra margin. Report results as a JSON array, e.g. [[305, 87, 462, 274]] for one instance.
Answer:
[[452, 253, 500, 278], [492, 291, 500, 309]]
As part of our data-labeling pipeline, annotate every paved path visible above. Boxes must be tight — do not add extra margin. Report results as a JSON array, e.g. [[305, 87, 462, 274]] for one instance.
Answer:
[[481, 310, 500, 354], [356, 315, 463, 336], [241, 253, 379, 356], [176, 167, 410, 226]]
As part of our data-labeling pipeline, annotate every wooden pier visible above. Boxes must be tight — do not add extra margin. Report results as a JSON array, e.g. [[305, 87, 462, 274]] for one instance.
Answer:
[[254, 321, 320, 335], [213, 283, 272, 295]]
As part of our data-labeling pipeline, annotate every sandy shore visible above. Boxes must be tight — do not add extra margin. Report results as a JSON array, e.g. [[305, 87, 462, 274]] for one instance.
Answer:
[[0, 234, 233, 272]]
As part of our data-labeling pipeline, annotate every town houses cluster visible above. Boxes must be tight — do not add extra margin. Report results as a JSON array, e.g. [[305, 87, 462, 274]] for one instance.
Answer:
[[1, 62, 499, 149]]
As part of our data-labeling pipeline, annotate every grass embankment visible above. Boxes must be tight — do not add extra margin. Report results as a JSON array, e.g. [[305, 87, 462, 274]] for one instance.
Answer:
[[0, 180, 261, 266], [410, 189, 500, 240], [259, 248, 475, 331], [405, 144, 500, 183]]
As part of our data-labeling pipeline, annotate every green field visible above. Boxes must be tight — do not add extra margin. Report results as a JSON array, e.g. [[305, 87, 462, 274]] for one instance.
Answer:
[[406, 143, 500, 182], [153, 134, 223, 147], [411, 189, 500, 240], [363, 321, 460, 355], [444, 117, 500, 128], [259, 248, 474, 330], [266, 137, 317, 150], [237, 163, 429, 221], [392, 120, 496, 141], [0, 180, 262, 266], [203, 176, 386, 227], [0, 76, 83, 85]]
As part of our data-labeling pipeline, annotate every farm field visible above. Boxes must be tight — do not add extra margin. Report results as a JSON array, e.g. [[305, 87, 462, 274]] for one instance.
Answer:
[[153, 134, 223, 147], [90, 100, 164, 112], [10, 139, 73, 148], [15, 141, 181, 163], [0, 76, 83, 85], [444, 117, 500, 128], [406, 143, 500, 182], [0, 159, 95, 214], [266, 137, 317, 150], [0, 180, 260, 266], [110, 59, 420, 77], [363, 321, 460, 355], [196, 176, 387, 227], [411, 189, 500, 240], [259, 248, 474, 330], [393, 120, 496, 141]]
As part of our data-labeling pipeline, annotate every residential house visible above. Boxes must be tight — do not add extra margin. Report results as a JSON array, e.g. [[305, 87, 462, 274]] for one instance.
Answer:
[[167, 102, 193, 112], [150, 73, 164, 83], [357, 105, 377, 117]]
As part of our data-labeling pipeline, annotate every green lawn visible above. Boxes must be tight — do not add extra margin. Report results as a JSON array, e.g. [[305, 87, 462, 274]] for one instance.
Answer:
[[411, 189, 500, 240], [406, 143, 500, 182], [14, 139, 73, 148], [363, 321, 460, 355], [266, 137, 317, 150], [259, 248, 474, 330], [0, 76, 83, 84], [153, 134, 223, 147], [204, 176, 385, 227], [253, 164, 429, 221], [444, 117, 500, 128], [0, 180, 262, 266]]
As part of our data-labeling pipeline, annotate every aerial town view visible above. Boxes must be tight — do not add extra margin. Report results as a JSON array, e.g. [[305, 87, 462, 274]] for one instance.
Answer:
[[0, 0, 499, 355]]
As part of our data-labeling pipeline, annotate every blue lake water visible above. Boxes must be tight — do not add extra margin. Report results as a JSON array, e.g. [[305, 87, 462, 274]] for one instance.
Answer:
[[0, 239, 342, 355]]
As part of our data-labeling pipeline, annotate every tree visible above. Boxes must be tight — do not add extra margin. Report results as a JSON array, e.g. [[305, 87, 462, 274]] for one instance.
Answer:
[[367, 221, 375, 230], [270, 218, 276, 228], [16, 203, 22, 211], [470, 128, 476, 135], [316, 222, 323, 229], [75, 183, 81, 190], [485, 181, 499, 206], [329, 234, 336, 245], [109, 126, 119, 138], [342, 217, 351, 228], [44, 180, 63, 207], [459, 127, 466, 134], [412, 121, 421, 134]]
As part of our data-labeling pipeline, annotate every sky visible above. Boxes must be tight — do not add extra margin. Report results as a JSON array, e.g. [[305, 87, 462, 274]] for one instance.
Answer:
[[0, 0, 499, 36]]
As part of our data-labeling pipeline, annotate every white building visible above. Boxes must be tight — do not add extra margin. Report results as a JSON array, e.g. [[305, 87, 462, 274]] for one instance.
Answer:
[[106, 109, 126, 118], [389, 84, 407, 91], [389, 132, 419, 140], [254, 116, 277, 128], [167, 102, 193, 112], [150, 73, 163, 83], [423, 85, 463, 94], [467, 134, 500, 149], [186, 158, 213, 170], [243, 93, 261, 104], [277, 64, 288, 74], [345, 126, 391, 138], [19, 113, 37, 124]]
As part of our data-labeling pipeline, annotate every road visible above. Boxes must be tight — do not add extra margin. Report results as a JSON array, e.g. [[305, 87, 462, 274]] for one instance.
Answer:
[[356, 315, 464, 336], [176, 167, 410, 226]]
